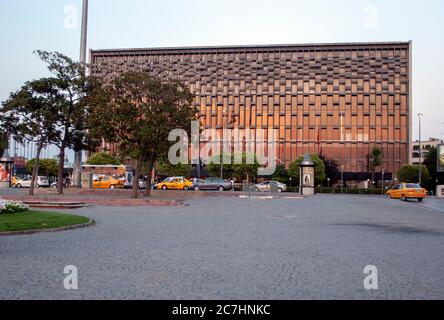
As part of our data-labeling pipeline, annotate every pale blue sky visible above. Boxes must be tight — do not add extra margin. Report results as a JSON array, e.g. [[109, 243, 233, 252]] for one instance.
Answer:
[[1, 0, 443, 160]]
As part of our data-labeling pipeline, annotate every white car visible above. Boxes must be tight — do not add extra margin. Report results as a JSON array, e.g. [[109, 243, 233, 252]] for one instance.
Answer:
[[15, 176, 50, 188]]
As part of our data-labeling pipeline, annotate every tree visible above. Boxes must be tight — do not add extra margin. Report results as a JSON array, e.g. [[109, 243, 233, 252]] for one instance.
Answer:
[[88, 72, 196, 198], [0, 78, 61, 195], [422, 147, 443, 190], [207, 152, 260, 181], [288, 154, 326, 186], [370, 147, 382, 185], [156, 160, 192, 177], [85, 152, 121, 165], [271, 164, 289, 184], [26, 159, 58, 177], [34, 51, 98, 195], [320, 156, 339, 186], [397, 165, 431, 184], [0, 133, 8, 157]]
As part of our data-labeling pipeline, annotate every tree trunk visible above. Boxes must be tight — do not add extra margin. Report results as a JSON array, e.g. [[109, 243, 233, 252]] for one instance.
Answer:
[[144, 156, 155, 197], [29, 143, 43, 196], [132, 155, 143, 199], [57, 146, 66, 195]]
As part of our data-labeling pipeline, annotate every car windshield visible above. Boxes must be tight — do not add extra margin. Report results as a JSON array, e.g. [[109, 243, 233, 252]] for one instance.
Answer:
[[39, 176, 49, 180], [163, 177, 174, 182], [406, 183, 421, 189]]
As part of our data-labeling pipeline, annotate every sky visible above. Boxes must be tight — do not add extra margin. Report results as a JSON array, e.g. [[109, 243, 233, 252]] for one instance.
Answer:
[[1, 0, 443, 161]]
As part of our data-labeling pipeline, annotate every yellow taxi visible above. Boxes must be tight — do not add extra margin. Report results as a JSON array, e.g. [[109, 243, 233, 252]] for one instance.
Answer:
[[386, 183, 427, 202], [155, 177, 193, 190], [93, 175, 123, 189]]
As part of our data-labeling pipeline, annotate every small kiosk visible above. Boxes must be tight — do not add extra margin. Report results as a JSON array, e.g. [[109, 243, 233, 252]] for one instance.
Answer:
[[0, 150, 13, 189], [299, 153, 315, 196]]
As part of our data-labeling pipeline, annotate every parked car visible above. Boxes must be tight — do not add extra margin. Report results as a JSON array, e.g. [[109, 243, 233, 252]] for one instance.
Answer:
[[92, 175, 123, 189], [14, 176, 50, 188], [192, 177, 232, 191], [155, 177, 193, 190], [254, 181, 287, 193], [386, 183, 427, 202]]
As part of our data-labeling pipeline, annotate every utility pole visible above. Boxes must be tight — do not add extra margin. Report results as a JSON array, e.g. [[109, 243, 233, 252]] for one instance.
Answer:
[[73, 0, 89, 188], [418, 113, 423, 185]]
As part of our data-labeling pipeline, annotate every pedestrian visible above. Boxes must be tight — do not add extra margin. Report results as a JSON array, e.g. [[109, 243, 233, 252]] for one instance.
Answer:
[[230, 178, 235, 191]]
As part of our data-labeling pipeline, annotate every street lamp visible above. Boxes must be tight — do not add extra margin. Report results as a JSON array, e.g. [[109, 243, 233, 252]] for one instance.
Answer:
[[418, 113, 423, 185], [327, 177, 330, 188]]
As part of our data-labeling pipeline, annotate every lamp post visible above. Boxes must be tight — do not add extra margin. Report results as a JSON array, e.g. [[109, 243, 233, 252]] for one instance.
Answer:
[[73, 0, 89, 188], [327, 177, 330, 188], [418, 113, 423, 185], [289, 177, 292, 189]]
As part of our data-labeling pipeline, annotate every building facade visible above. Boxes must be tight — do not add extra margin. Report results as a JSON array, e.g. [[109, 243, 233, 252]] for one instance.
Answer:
[[90, 42, 412, 180], [411, 138, 443, 165]]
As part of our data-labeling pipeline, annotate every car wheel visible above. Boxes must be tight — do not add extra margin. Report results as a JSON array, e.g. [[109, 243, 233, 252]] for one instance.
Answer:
[[110, 185, 116, 189], [401, 194, 407, 201], [218, 186, 225, 191], [162, 185, 167, 190], [417, 198, 424, 202], [16, 184, 21, 188], [278, 188, 283, 193], [194, 186, 200, 191], [184, 186, 190, 191], [387, 193, 392, 199]]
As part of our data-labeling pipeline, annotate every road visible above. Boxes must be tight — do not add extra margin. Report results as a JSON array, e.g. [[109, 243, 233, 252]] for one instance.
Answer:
[[1, 194, 444, 299]]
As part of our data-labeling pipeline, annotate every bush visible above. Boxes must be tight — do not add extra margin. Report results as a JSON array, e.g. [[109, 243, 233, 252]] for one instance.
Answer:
[[315, 187, 383, 195], [0, 200, 29, 214]]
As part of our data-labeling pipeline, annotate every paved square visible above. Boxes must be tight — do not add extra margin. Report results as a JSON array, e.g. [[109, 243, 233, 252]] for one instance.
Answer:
[[1, 195, 444, 299]]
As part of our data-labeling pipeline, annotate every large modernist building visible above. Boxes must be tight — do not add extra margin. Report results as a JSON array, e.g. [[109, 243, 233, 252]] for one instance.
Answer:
[[90, 42, 412, 181]]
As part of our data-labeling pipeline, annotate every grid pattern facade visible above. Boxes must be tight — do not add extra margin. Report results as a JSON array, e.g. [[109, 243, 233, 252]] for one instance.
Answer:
[[90, 42, 412, 178]]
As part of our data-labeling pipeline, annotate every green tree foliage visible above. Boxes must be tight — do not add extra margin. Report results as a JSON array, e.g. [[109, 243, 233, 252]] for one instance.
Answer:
[[397, 165, 431, 184], [271, 164, 289, 184], [33, 51, 99, 194], [320, 156, 340, 186], [88, 72, 196, 198], [1, 51, 98, 195], [207, 152, 260, 181], [422, 147, 444, 190], [0, 76, 62, 195], [370, 147, 382, 184], [156, 160, 192, 177], [85, 152, 121, 165], [26, 159, 58, 177], [288, 154, 326, 186]]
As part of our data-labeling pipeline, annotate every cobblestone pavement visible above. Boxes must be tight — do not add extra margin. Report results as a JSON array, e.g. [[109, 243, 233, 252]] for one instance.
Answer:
[[1, 194, 444, 300]]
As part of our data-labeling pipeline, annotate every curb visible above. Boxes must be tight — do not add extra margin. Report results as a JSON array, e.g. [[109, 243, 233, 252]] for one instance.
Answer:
[[1, 196, 182, 207], [0, 219, 95, 237]]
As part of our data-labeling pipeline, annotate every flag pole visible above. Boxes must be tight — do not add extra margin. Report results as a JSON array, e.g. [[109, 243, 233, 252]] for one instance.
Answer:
[[73, 0, 88, 188]]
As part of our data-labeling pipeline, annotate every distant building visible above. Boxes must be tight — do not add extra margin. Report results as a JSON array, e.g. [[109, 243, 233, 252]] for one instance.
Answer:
[[411, 138, 443, 165], [91, 41, 412, 182]]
